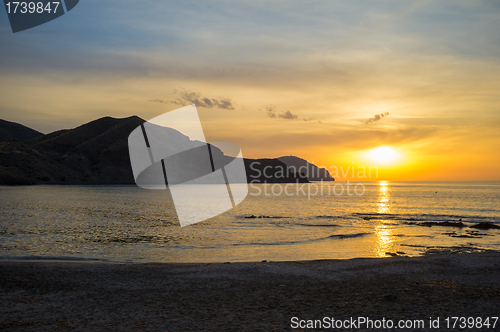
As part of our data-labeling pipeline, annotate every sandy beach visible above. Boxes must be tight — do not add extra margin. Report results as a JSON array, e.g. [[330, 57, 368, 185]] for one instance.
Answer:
[[0, 252, 499, 331]]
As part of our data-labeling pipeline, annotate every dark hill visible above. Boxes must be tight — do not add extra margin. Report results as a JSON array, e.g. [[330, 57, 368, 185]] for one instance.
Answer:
[[278, 155, 334, 181], [0, 119, 44, 143], [244, 158, 308, 183], [0, 116, 308, 185], [0, 116, 146, 185]]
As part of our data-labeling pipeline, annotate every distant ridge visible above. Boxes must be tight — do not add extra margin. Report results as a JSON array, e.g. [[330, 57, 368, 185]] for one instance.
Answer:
[[0, 116, 309, 185], [0, 116, 145, 185], [0, 119, 44, 143], [278, 155, 334, 181]]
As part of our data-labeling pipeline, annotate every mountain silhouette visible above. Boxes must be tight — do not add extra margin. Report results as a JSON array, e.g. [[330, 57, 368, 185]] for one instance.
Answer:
[[0, 119, 44, 143], [0, 116, 144, 185], [278, 155, 334, 181], [0, 117, 311, 185]]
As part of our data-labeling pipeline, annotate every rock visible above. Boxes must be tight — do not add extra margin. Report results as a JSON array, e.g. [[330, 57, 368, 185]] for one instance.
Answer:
[[469, 223, 500, 230], [417, 221, 465, 228]]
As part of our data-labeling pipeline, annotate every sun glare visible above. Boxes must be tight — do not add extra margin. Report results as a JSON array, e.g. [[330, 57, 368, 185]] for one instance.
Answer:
[[367, 146, 398, 164]]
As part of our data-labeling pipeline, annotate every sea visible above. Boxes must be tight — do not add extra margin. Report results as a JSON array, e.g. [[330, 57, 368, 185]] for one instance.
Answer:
[[1, 181, 499, 263]]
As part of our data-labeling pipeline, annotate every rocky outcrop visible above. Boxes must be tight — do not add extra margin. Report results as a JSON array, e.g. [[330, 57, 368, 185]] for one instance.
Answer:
[[278, 155, 334, 181], [244, 158, 308, 183]]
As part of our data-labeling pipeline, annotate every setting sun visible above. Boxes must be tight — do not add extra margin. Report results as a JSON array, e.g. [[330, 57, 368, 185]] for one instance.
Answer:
[[367, 146, 398, 164]]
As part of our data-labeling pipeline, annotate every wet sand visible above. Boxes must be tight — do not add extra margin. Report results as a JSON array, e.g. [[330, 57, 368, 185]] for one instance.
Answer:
[[1, 252, 499, 331]]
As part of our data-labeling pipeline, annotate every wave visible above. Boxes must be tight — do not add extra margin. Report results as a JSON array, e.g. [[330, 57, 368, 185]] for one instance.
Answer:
[[406, 221, 466, 228], [242, 215, 290, 219], [93, 235, 184, 244], [297, 223, 339, 228], [326, 232, 372, 239], [406, 221, 500, 231], [229, 232, 372, 247], [354, 213, 391, 218], [354, 212, 499, 225]]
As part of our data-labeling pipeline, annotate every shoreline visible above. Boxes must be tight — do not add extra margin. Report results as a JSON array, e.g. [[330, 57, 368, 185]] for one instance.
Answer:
[[1, 245, 499, 265], [1, 247, 499, 264], [1, 252, 499, 331]]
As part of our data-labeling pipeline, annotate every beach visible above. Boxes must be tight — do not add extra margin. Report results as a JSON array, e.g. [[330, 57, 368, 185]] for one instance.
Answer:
[[1, 252, 499, 331]]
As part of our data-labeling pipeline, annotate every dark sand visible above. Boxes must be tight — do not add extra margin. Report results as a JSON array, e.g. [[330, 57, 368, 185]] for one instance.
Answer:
[[1, 253, 499, 331]]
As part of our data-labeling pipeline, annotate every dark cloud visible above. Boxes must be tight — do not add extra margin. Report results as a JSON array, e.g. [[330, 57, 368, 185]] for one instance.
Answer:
[[266, 106, 299, 120], [148, 92, 235, 110], [173, 91, 235, 110], [279, 111, 299, 120], [366, 112, 390, 124]]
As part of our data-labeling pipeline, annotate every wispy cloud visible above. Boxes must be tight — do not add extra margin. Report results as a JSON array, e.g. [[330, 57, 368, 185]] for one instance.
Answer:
[[233, 125, 439, 153], [148, 99, 168, 104], [149, 91, 235, 110], [366, 112, 390, 124], [266, 106, 305, 121], [174, 91, 235, 110], [266, 106, 322, 123]]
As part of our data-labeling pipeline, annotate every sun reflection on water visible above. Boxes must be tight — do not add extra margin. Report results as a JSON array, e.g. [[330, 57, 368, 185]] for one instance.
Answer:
[[374, 181, 395, 257], [377, 181, 390, 214]]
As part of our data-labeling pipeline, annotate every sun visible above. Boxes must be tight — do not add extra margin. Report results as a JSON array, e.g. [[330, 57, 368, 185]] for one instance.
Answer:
[[367, 146, 398, 164]]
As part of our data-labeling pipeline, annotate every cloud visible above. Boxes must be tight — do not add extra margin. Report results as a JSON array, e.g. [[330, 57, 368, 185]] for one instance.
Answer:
[[279, 110, 299, 120], [266, 106, 277, 118], [303, 118, 322, 123], [266, 106, 299, 120], [148, 99, 168, 104], [228, 125, 439, 159], [149, 91, 235, 110], [266, 106, 322, 123], [174, 91, 235, 110], [366, 112, 390, 124]]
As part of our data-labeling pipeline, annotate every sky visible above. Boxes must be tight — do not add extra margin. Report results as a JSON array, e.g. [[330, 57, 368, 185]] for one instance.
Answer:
[[1, 0, 500, 181]]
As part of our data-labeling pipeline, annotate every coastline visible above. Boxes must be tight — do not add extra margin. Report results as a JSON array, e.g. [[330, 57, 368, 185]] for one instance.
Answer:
[[1, 252, 499, 331]]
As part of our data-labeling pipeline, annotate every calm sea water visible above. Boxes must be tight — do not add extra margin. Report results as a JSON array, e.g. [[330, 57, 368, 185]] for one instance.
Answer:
[[1, 182, 499, 263]]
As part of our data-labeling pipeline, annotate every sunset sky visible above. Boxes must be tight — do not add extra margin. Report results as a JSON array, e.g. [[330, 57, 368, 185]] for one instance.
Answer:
[[1, 1, 499, 181]]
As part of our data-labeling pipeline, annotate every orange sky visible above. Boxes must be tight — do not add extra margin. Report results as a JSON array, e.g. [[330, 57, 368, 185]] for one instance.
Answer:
[[1, 1, 499, 181]]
